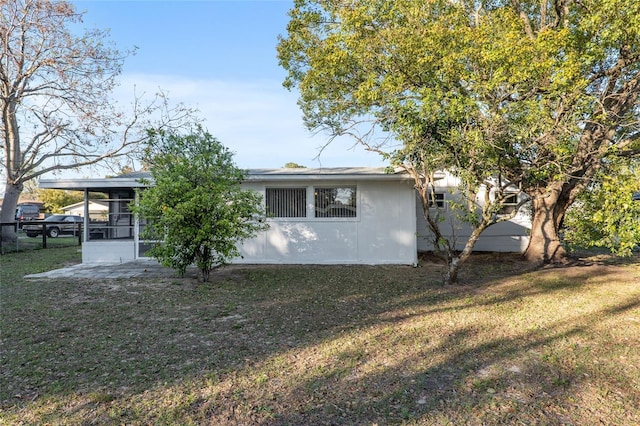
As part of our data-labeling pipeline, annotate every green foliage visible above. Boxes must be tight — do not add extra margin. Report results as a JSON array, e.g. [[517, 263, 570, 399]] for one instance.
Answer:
[[284, 162, 306, 168], [39, 189, 106, 213], [40, 189, 85, 213], [131, 127, 268, 281], [564, 161, 640, 256], [278, 0, 640, 267]]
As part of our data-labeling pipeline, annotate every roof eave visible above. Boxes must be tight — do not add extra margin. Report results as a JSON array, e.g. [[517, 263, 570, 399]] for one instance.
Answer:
[[39, 178, 148, 192]]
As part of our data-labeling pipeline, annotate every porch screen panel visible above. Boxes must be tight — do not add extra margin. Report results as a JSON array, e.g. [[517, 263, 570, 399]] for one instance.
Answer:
[[266, 188, 307, 218]]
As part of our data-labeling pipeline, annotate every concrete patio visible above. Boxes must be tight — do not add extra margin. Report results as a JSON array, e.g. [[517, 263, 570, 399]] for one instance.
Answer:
[[24, 259, 198, 279]]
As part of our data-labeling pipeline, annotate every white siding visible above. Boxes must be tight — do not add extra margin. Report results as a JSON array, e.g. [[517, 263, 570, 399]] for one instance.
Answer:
[[45, 168, 532, 264], [416, 210, 530, 252], [237, 180, 418, 265], [415, 172, 531, 253], [82, 241, 136, 263]]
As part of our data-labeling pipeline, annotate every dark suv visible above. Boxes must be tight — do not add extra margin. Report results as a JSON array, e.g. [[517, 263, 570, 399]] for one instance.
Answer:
[[15, 204, 40, 221], [24, 214, 83, 238]]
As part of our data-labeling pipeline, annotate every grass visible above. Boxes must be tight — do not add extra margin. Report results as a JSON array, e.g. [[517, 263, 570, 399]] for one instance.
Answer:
[[1, 248, 639, 425], [0, 232, 81, 254]]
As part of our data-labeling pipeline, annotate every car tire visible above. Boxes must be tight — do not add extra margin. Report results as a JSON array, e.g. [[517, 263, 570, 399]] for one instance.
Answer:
[[48, 227, 60, 238]]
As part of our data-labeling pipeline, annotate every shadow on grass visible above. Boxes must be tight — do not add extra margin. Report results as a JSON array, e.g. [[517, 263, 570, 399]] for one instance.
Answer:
[[1, 259, 639, 424], [236, 266, 640, 424]]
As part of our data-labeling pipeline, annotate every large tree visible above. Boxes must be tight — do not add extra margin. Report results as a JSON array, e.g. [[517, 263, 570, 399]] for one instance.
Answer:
[[132, 127, 268, 282], [0, 0, 192, 240], [278, 0, 640, 280]]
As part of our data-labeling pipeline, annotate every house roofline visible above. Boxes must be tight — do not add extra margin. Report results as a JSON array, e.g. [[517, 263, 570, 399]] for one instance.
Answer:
[[39, 177, 147, 192], [245, 167, 414, 181], [39, 167, 428, 191]]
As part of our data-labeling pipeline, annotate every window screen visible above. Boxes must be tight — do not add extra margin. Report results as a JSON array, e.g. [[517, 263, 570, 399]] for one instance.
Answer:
[[314, 187, 357, 218], [266, 188, 307, 218], [428, 192, 445, 208], [499, 194, 518, 215]]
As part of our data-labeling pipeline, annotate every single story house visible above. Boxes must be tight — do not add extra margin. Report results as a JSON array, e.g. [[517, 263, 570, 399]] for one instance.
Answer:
[[39, 167, 531, 265], [62, 200, 109, 220]]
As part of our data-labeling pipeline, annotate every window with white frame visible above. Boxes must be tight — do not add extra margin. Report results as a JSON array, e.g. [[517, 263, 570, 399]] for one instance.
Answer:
[[428, 192, 445, 208], [314, 186, 357, 218], [499, 193, 519, 215], [266, 187, 307, 218]]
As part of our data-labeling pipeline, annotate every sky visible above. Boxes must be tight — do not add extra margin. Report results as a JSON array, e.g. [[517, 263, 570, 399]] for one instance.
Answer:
[[67, 0, 386, 173]]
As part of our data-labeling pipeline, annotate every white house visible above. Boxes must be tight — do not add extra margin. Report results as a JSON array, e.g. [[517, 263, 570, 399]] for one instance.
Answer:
[[237, 168, 418, 265], [39, 167, 531, 265], [62, 200, 109, 220]]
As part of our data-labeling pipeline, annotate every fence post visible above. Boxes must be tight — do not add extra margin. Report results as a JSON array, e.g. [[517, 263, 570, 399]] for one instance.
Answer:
[[42, 223, 47, 249]]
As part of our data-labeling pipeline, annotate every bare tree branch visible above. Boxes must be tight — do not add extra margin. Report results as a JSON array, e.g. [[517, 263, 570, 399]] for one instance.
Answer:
[[1, 0, 198, 239]]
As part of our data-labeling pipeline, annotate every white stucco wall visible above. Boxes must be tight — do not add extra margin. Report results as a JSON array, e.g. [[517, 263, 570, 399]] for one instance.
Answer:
[[236, 179, 418, 265], [82, 241, 136, 263], [44, 168, 532, 264]]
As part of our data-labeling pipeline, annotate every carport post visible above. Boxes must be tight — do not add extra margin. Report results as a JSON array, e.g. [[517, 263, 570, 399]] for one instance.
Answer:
[[83, 189, 89, 243]]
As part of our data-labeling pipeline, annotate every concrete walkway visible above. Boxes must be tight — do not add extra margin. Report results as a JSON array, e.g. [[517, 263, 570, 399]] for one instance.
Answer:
[[24, 259, 195, 279]]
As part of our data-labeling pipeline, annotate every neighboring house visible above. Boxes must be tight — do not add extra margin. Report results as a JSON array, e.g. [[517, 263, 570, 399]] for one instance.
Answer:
[[39, 167, 531, 265], [61, 200, 109, 221]]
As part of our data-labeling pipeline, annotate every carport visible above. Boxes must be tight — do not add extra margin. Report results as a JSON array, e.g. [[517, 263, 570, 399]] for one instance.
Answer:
[[39, 172, 150, 263]]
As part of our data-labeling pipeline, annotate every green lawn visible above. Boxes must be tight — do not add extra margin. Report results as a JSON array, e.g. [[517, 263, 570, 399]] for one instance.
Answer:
[[1, 233, 81, 254], [1, 248, 639, 425]]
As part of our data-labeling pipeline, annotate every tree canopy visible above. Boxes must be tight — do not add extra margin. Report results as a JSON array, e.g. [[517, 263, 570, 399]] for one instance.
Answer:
[[278, 0, 640, 281], [564, 159, 640, 256], [132, 127, 268, 282], [284, 162, 306, 168], [0, 0, 193, 240]]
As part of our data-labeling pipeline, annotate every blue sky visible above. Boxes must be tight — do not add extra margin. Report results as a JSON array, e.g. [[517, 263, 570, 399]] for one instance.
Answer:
[[70, 0, 385, 170]]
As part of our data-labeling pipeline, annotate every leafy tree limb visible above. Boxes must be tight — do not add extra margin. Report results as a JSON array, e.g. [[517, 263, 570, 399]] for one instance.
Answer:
[[132, 127, 268, 282]]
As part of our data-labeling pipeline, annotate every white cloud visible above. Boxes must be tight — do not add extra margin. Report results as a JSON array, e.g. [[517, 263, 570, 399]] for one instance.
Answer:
[[114, 73, 386, 169], [1, 73, 387, 191]]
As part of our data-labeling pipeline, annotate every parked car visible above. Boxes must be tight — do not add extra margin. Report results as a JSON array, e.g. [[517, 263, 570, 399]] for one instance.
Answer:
[[24, 214, 83, 238], [15, 203, 41, 221]]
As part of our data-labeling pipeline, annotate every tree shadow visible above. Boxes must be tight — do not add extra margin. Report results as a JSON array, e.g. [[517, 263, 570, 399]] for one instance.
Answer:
[[265, 294, 640, 425], [2, 261, 639, 424]]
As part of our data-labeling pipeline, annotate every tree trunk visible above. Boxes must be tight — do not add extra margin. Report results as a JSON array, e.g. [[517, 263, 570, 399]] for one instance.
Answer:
[[443, 256, 461, 285], [443, 222, 486, 285], [1, 181, 22, 242], [524, 187, 568, 264]]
